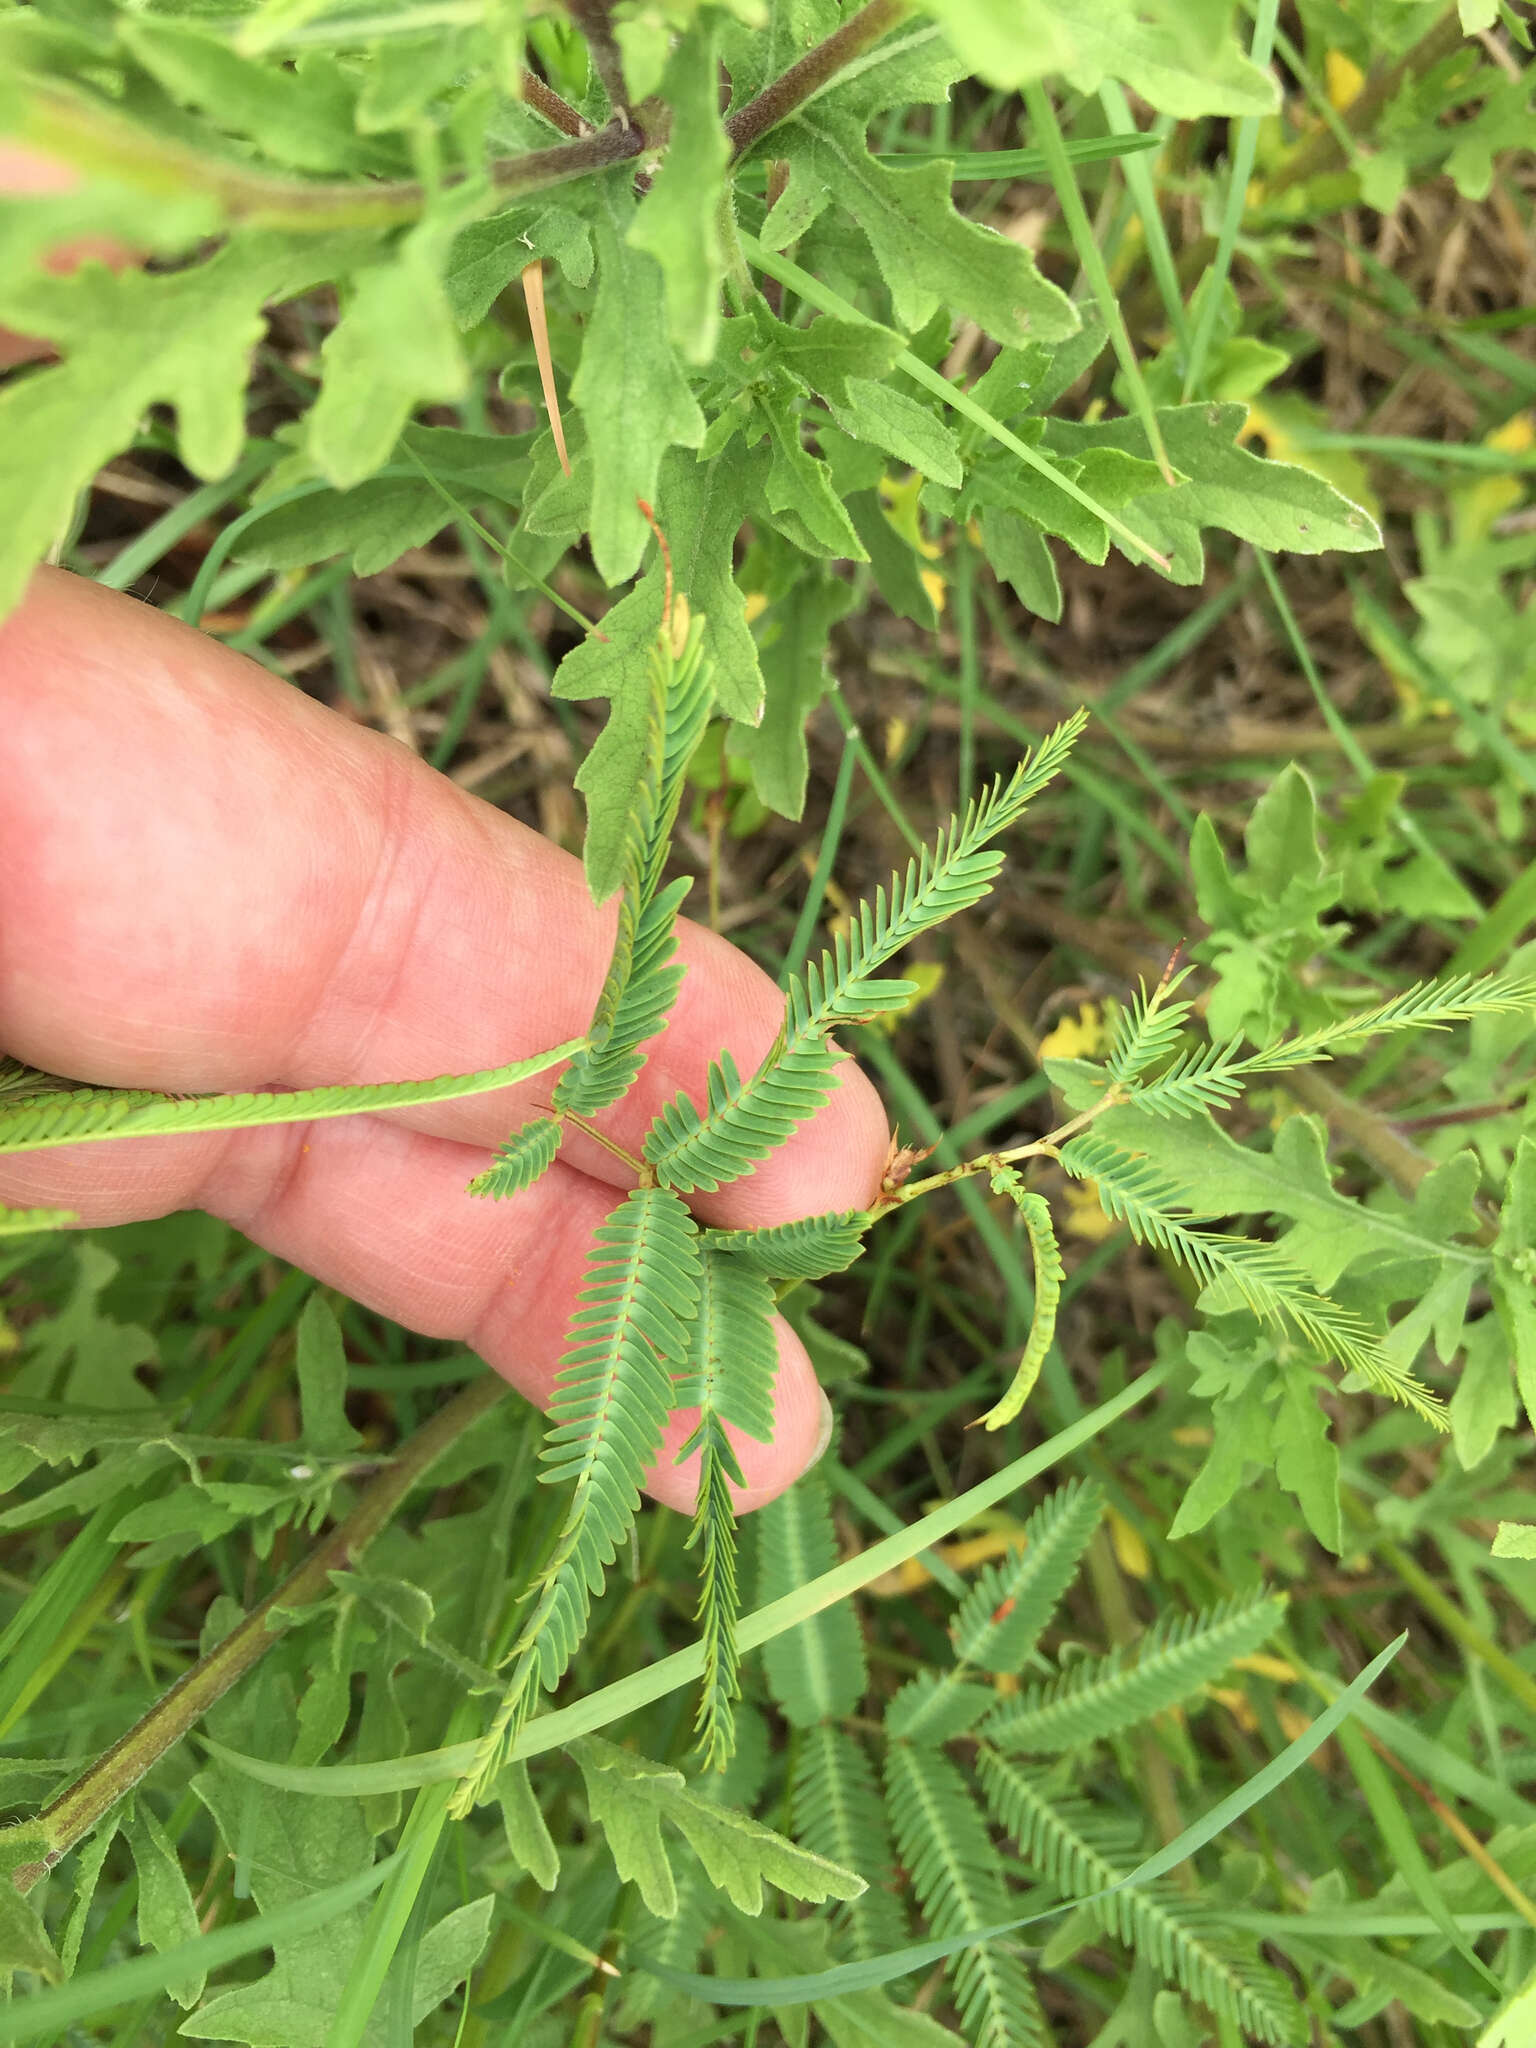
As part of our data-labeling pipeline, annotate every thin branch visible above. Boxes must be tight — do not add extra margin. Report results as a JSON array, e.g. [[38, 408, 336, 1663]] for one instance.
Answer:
[[21, 83, 644, 232], [521, 68, 590, 139], [1265, 6, 1463, 196], [725, 0, 910, 160], [25, 0, 911, 239], [1000, 896, 1486, 1221], [562, 0, 632, 124], [562, 1112, 643, 1173], [14, 1374, 508, 1890]]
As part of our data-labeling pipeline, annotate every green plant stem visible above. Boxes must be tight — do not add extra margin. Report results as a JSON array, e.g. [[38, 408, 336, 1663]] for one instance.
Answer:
[[561, 1112, 642, 1173], [725, 0, 911, 160], [204, 1364, 1170, 1805], [826, 690, 923, 855], [521, 69, 590, 139], [780, 729, 857, 986], [738, 232, 1172, 572], [1263, 6, 1465, 198], [20, 81, 645, 231], [19, 1374, 507, 1887], [561, 0, 631, 121], [885, 1105, 1115, 1211], [1021, 79, 1172, 484], [1181, 0, 1279, 399], [21, 0, 921, 234], [1373, 1534, 1536, 1724], [1097, 87, 1186, 352]]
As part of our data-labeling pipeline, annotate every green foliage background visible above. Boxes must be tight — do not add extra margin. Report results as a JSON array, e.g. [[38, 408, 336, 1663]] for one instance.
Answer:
[[3, 0, 1536, 2041]]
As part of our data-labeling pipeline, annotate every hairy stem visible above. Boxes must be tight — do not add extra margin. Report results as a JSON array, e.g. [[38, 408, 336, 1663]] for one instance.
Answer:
[[23, 0, 914, 240], [725, 0, 911, 160], [14, 1374, 507, 1889], [521, 68, 591, 139], [21, 82, 644, 231], [562, 0, 632, 123], [882, 1103, 1119, 1212]]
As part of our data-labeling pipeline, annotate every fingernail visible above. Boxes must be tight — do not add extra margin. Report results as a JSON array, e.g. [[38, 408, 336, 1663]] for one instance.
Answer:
[[808, 1386, 835, 1471]]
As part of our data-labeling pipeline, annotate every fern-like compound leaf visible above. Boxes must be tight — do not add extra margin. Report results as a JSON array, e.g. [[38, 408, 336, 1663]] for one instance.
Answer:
[[701, 1210, 868, 1279], [977, 1754, 1303, 2046], [0, 1041, 585, 1157], [646, 713, 1087, 1194], [791, 1723, 909, 1962], [756, 1468, 867, 1727], [555, 878, 691, 1117], [645, 613, 715, 901], [0, 1059, 74, 1098], [982, 1592, 1287, 1753], [978, 1169, 1063, 1429], [453, 1187, 700, 1811], [674, 1250, 779, 1456], [1061, 1133, 1446, 1424], [643, 1038, 842, 1195], [554, 613, 713, 1120], [1232, 968, 1536, 1075], [467, 1115, 563, 1199], [686, 1443, 742, 1775], [951, 1479, 1104, 1675], [537, 1186, 702, 1609], [1126, 970, 1536, 1121], [676, 1251, 779, 1769], [1105, 969, 1198, 1086], [1121, 1035, 1251, 1119], [885, 1669, 995, 1745], [885, 1741, 1048, 2048]]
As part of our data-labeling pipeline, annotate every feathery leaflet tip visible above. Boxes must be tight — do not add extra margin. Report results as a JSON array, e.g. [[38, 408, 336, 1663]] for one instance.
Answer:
[[675, 1249, 779, 1768], [454, 1185, 700, 1810], [468, 1115, 562, 1199], [1061, 1132, 1445, 1422], [645, 712, 1088, 1193]]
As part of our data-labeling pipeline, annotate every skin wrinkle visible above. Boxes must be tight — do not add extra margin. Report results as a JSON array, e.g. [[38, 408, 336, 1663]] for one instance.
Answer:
[[2, 588, 352, 1075], [0, 574, 888, 1221], [0, 567, 884, 1511], [298, 754, 452, 1084]]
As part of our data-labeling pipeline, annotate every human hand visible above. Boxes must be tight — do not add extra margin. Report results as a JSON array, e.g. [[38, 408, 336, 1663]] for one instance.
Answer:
[[0, 568, 890, 1510]]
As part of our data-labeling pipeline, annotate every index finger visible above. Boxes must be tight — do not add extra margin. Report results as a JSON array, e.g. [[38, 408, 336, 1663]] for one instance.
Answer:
[[0, 568, 890, 1227]]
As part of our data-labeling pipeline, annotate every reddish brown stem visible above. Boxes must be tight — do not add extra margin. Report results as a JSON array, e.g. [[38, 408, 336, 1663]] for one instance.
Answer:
[[521, 69, 589, 139], [725, 0, 910, 160]]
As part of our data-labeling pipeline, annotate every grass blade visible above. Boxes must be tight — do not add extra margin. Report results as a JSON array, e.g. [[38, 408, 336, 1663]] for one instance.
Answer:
[[0, 1855, 403, 2041], [200, 1363, 1172, 1799], [736, 230, 1172, 572], [635, 1632, 1407, 2004]]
